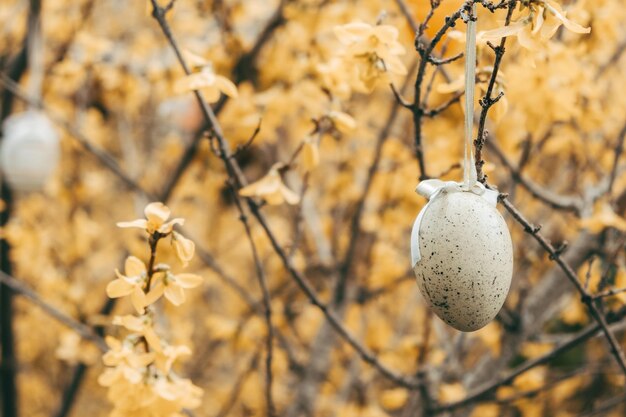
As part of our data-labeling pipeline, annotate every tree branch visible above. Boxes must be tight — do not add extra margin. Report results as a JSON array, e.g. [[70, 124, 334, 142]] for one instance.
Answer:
[[0, 271, 107, 351], [149, 0, 422, 389]]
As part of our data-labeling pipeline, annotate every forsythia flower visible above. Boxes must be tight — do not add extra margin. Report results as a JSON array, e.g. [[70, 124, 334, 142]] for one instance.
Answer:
[[317, 57, 354, 99], [148, 270, 203, 306], [117, 202, 184, 234], [113, 315, 163, 352], [175, 66, 238, 103], [106, 256, 151, 314], [332, 22, 407, 93], [301, 137, 320, 171], [101, 202, 203, 417], [171, 231, 195, 267], [327, 110, 357, 134], [99, 336, 156, 385], [239, 163, 300, 205], [155, 344, 192, 374], [478, 0, 590, 51]]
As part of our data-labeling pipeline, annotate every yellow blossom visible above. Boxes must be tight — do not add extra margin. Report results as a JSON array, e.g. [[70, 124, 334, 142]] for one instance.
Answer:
[[327, 110, 357, 134], [117, 202, 184, 235], [174, 67, 238, 103], [113, 315, 163, 352], [239, 163, 300, 205], [301, 137, 320, 171], [171, 231, 195, 267], [155, 343, 191, 374], [148, 271, 203, 306], [478, 1, 590, 51], [332, 22, 407, 92], [106, 256, 150, 314]]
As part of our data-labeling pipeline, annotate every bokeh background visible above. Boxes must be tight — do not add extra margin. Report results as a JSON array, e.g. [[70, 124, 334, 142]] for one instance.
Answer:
[[1, 0, 626, 416]]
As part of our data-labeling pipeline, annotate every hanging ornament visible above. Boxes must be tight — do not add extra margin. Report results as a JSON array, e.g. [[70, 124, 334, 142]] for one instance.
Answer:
[[0, 14, 59, 192], [1, 110, 60, 191], [410, 5, 513, 332]]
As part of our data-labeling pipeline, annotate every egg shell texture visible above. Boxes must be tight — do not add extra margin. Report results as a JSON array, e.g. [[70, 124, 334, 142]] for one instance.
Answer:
[[413, 191, 513, 332]]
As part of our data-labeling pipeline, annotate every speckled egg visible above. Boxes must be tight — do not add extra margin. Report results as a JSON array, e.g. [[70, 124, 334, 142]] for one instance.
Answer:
[[413, 191, 513, 332]]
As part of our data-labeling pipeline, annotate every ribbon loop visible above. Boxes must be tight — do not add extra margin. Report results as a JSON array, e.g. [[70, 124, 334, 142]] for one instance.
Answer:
[[411, 179, 499, 267]]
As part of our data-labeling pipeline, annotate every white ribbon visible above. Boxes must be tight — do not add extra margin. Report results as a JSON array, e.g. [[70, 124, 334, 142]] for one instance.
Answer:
[[411, 4, 486, 268], [411, 179, 498, 267], [463, 3, 478, 189]]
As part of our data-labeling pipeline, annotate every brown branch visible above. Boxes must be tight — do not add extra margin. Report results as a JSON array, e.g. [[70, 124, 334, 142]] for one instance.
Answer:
[[593, 287, 626, 300], [214, 352, 261, 417], [474, 2, 516, 183], [229, 185, 276, 417], [390, 82, 413, 109], [597, 37, 626, 77], [428, 52, 464, 65], [0, 74, 151, 198], [487, 138, 584, 213], [608, 121, 626, 198], [423, 91, 463, 117], [394, 0, 420, 34], [431, 307, 626, 413], [149, 0, 421, 389], [159, 0, 287, 201], [336, 59, 417, 306], [498, 195, 626, 376], [0, 271, 107, 351], [1, 3, 41, 416], [412, 5, 465, 179]]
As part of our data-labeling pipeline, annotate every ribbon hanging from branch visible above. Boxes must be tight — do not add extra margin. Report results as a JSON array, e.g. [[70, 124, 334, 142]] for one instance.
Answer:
[[463, 3, 478, 189], [411, 3, 500, 268]]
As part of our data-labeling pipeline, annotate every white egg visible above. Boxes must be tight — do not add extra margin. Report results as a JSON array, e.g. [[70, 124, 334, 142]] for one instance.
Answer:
[[412, 191, 513, 332], [1, 111, 59, 191]]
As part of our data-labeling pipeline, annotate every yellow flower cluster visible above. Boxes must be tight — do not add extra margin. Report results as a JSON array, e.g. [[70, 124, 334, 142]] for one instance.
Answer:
[[319, 22, 407, 96], [174, 50, 238, 103], [478, 0, 590, 51], [100, 202, 203, 417]]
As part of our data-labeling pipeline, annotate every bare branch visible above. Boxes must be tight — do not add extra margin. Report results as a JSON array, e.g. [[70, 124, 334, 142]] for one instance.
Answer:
[[149, 0, 422, 389], [229, 184, 276, 417], [607, 121, 626, 198], [487, 138, 584, 213], [0, 271, 107, 351], [432, 307, 626, 412], [498, 195, 626, 376], [474, 1, 516, 182], [0, 74, 151, 198]]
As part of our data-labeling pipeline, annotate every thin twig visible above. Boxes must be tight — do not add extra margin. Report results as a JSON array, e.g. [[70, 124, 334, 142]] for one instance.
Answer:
[[431, 308, 626, 412], [423, 91, 464, 117], [412, 5, 465, 179], [487, 138, 583, 213], [336, 59, 418, 306], [498, 195, 626, 376], [593, 287, 626, 300], [607, 121, 626, 198], [229, 184, 276, 417], [0, 74, 151, 198], [474, 1, 516, 182], [149, 0, 421, 389], [0, 271, 107, 351], [214, 352, 261, 417], [160, 0, 286, 201]]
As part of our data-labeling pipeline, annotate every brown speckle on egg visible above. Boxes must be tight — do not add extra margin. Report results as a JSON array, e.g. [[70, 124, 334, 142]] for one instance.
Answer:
[[413, 191, 513, 332]]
